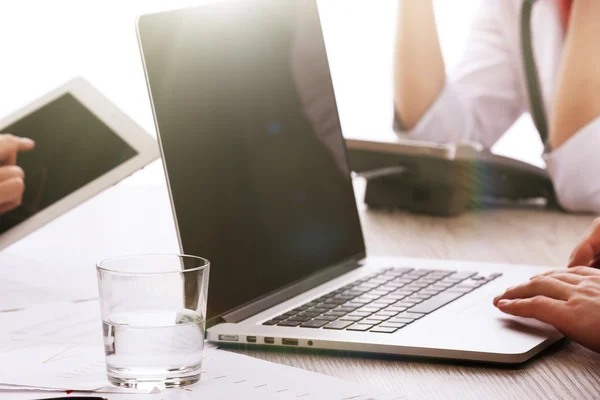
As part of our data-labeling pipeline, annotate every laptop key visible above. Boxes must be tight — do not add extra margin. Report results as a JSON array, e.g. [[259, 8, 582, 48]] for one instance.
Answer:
[[421, 289, 442, 295], [324, 311, 347, 317], [431, 283, 454, 289], [377, 311, 399, 317], [263, 319, 281, 326], [370, 327, 399, 334], [313, 315, 337, 321], [298, 311, 321, 318], [362, 319, 384, 326], [447, 287, 473, 294], [335, 307, 358, 313], [288, 315, 312, 322], [380, 322, 407, 329], [358, 306, 382, 313], [387, 317, 415, 324], [367, 315, 390, 321], [325, 298, 347, 305], [385, 306, 408, 313], [324, 320, 354, 330], [350, 298, 372, 305], [340, 315, 364, 322], [333, 294, 356, 301], [395, 312, 425, 320], [277, 320, 301, 327], [403, 296, 424, 304], [346, 323, 374, 332], [343, 302, 364, 308], [348, 311, 372, 317], [300, 319, 329, 329], [394, 301, 417, 308], [409, 292, 464, 314]]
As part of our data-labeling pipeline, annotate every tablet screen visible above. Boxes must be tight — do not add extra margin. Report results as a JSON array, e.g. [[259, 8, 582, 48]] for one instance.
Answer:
[[0, 93, 137, 234]]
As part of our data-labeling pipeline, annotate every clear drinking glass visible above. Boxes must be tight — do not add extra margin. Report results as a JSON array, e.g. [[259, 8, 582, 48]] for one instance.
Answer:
[[96, 254, 210, 389]]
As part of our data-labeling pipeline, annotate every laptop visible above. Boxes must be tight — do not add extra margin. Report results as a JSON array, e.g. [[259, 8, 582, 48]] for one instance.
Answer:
[[137, 0, 561, 363]]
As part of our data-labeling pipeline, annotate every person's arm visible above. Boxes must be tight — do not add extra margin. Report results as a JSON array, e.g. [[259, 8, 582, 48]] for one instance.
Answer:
[[541, 0, 600, 213], [493, 218, 600, 353], [394, 0, 445, 130], [393, 1, 525, 149], [549, 0, 600, 150]]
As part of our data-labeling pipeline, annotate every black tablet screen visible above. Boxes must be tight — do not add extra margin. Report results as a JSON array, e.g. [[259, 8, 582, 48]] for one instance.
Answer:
[[0, 93, 137, 234]]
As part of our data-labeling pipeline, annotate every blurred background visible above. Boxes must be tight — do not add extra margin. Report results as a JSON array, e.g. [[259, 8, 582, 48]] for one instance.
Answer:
[[0, 0, 544, 186]]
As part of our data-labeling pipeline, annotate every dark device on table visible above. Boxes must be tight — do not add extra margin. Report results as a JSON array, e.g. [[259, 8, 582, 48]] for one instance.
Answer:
[[346, 138, 557, 217]]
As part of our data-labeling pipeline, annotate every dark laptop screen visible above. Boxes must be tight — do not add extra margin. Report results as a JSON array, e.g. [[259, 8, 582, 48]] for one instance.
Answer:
[[138, 0, 365, 321]]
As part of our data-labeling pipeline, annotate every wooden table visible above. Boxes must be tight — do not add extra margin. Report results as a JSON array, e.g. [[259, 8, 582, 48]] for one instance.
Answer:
[[8, 179, 599, 400]]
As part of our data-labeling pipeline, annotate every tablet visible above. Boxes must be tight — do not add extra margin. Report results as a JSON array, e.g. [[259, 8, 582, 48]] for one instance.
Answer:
[[0, 77, 159, 250]]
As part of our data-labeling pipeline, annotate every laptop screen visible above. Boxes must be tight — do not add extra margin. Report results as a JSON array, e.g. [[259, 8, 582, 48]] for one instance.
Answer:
[[138, 0, 365, 321]]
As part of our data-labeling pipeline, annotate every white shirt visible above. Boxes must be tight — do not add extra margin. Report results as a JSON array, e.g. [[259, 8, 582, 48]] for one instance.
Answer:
[[395, 0, 600, 213]]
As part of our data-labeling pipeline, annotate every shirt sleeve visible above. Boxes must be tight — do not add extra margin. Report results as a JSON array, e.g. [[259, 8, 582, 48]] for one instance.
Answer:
[[394, 0, 526, 150], [543, 118, 600, 214]]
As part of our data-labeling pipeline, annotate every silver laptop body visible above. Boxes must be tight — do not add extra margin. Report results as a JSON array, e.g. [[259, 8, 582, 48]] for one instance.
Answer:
[[137, 0, 561, 364]]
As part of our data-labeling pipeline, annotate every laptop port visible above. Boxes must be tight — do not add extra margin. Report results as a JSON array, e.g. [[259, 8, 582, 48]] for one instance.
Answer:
[[282, 338, 298, 346], [218, 334, 239, 342], [246, 336, 257, 343], [264, 337, 275, 344]]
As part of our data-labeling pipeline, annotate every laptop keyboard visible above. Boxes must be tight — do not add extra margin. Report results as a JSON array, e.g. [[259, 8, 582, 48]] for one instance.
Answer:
[[263, 267, 502, 333]]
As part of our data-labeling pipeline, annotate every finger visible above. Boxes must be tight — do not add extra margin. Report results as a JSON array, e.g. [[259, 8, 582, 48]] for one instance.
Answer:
[[0, 176, 24, 205], [544, 273, 586, 285], [0, 134, 34, 165], [0, 165, 24, 182], [493, 276, 574, 306], [16, 136, 35, 151], [539, 267, 600, 278], [0, 200, 20, 213], [569, 218, 600, 268], [496, 296, 570, 331], [566, 266, 600, 277]]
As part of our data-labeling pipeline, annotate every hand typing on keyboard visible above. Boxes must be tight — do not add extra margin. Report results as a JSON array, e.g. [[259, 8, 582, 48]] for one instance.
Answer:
[[494, 218, 600, 353], [265, 267, 502, 334]]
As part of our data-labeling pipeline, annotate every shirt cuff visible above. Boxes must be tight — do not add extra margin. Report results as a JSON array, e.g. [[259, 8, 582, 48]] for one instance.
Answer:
[[393, 85, 472, 145], [543, 117, 600, 213]]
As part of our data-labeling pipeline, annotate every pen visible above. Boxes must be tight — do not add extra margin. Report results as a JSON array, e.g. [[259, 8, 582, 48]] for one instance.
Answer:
[[31, 397, 107, 400]]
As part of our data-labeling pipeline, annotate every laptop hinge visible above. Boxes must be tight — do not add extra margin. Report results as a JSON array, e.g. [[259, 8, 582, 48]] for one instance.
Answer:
[[210, 254, 365, 326]]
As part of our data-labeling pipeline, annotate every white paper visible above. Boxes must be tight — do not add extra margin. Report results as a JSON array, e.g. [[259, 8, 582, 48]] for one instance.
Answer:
[[0, 252, 98, 312], [0, 347, 405, 400], [0, 300, 139, 392], [0, 300, 406, 399]]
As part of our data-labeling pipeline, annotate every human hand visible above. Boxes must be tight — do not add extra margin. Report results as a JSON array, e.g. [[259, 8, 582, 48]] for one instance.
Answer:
[[493, 267, 600, 353], [0, 134, 35, 213], [568, 218, 600, 269]]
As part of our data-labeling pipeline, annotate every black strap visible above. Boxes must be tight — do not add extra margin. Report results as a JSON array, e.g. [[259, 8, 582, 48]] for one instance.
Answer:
[[521, 0, 549, 144]]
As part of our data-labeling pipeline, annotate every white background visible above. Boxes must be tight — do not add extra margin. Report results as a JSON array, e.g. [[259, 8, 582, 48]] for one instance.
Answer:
[[0, 0, 544, 187]]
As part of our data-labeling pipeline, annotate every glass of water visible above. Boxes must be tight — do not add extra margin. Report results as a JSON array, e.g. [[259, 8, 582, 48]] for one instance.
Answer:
[[96, 254, 209, 389]]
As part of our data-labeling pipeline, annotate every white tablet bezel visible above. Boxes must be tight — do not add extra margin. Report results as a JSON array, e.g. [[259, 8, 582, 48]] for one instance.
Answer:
[[0, 77, 159, 250]]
